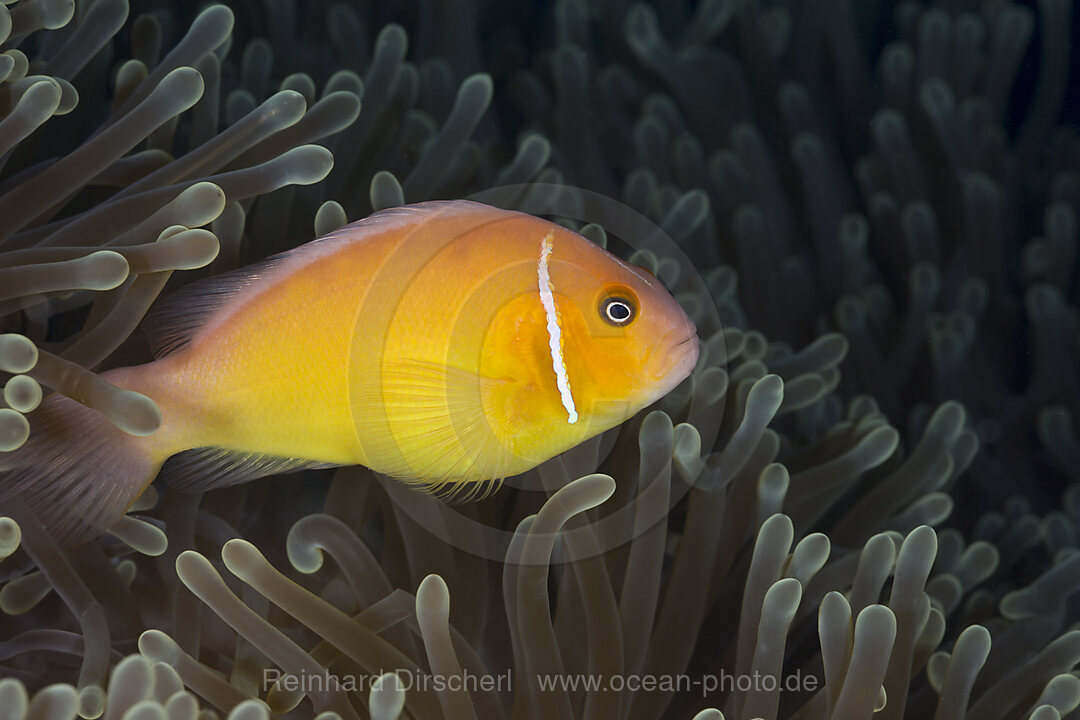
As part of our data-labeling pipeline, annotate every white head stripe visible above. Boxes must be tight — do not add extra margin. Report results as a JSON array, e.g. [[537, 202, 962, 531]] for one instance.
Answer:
[[538, 232, 578, 424]]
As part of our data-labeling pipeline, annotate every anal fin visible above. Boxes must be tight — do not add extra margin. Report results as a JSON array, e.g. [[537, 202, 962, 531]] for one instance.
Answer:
[[159, 447, 338, 493]]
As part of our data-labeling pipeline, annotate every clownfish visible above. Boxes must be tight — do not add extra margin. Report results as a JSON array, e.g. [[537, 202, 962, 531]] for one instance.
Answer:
[[1, 200, 698, 543]]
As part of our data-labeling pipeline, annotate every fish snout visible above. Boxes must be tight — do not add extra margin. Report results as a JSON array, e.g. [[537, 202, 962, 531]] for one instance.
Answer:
[[648, 324, 699, 382]]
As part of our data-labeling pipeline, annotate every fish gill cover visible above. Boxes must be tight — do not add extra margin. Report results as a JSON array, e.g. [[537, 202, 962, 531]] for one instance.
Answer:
[[0, 0, 1078, 718]]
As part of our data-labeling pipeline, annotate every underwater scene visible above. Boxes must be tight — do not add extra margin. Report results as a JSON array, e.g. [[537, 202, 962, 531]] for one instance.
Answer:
[[1, 0, 1079, 718]]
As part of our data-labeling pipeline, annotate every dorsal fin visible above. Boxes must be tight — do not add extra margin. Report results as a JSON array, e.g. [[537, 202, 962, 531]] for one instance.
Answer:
[[158, 447, 338, 493], [143, 257, 285, 358], [142, 201, 478, 358]]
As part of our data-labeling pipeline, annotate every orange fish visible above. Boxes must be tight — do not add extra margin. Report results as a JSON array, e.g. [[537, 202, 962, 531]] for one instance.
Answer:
[[1, 201, 698, 542]]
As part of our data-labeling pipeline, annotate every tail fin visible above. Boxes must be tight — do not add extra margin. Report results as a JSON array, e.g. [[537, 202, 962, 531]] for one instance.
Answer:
[[0, 393, 162, 546]]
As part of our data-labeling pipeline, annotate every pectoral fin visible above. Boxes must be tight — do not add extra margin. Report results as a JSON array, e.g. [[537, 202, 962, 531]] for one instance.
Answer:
[[351, 359, 520, 499]]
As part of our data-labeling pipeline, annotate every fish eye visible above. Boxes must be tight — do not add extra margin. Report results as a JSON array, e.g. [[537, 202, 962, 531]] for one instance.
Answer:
[[600, 296, 636, 326]]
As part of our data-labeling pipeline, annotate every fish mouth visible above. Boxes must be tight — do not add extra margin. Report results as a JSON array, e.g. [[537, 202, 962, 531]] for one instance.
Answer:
[[647, 327, 700, 382], [666, 333, 700, 375]]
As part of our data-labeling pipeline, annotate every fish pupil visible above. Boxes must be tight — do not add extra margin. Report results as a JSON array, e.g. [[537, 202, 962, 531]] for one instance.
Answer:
[[602, 297, 635, 325]]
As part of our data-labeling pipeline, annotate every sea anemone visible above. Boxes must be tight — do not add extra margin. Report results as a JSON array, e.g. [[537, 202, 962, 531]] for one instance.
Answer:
[[2, 0, 1079, 718]]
